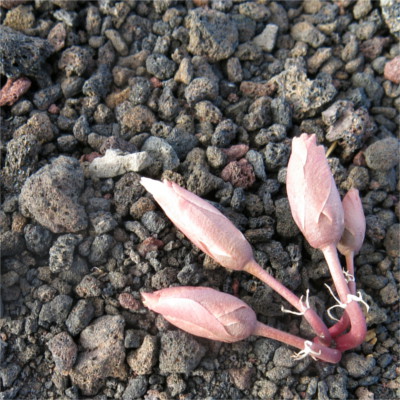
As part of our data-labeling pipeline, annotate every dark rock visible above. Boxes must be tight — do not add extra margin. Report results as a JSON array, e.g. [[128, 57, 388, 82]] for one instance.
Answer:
[[0, 25, 53, 86], [146, 54, 176, 80], [48, 332, 78, 372], [115, 102, 156, 136], [113, 172, 145, 217], [69, 315, 127, 396], [263, 142, 290, 171], [342, 353, 376, 378], [142, 136, 180, 172], [88, 234, 114, 266], [0, 363, 21, 389], [75, 275, 102, 298], [159, 330, 206, 375], [380, 0, 400, 40], [384, 224, 400, 257], [39, 294, 74, 327], [49, 234, 82, 273], [58, 45, 93, 77], [66, 299, 95, 336], [122, 376, 148, 400], [186, 9, 238, 62], [141, 211, 168, 234], [19, 156, 88, 233], [326, 374, 348, 400], [2, 134, 40, 192], [185, 77, 219, 105], [0, 231, 25, 258], [83, 64, 112, 99], [33, 83, 62, 110], [212, 119, 238, 147]]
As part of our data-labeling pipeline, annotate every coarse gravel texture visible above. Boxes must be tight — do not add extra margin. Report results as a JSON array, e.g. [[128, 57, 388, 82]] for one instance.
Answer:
[[0, 1, 399, 399]]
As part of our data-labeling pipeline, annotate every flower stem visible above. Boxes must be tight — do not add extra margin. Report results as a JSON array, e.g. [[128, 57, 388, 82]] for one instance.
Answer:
[[321, 244, 366, 351], [253, 321, 341, 364], [244, 259, 331, 345]]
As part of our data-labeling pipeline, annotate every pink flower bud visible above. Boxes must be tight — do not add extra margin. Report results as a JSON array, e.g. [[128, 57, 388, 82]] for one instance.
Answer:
[[286, 134, 344, 250], [142, 286, 257, 343], [140, 178, 254, 271], [337, 188, 365, 256]]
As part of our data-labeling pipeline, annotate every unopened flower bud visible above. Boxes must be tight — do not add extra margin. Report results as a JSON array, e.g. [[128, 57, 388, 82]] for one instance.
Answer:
[[142, 286, 257, 343], [286, 134, 344, 250]]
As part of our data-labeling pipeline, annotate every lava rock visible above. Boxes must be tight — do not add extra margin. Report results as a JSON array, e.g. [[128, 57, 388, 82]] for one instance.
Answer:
[[83, 64, 112, 99], [127, 334, 158, 375], [122, 376, 148, 400], [48, 332, 78, 373], [69, 315, 127, 396], [365, 137, 400, 170], [49, 234, 82, 273], [186, 9, 238, 62], [159, 330, 206, 375], [146, 54, 176, 80], [65, 299, 95, 336], [0, 25, 53, 86], [19, 156, 88, 233], [39, 294, 74, 328], [0, 231, 25, 258], [184, 77, 219, 105]]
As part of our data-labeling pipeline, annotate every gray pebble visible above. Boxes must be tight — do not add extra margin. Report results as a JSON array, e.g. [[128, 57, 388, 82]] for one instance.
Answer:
[[146, 53, 176, 80], [89, 211, 118, 235], [89, 234, 114, 266], [263, 142, 290, 171], [49, 234, 82, 273], [164, 127, 199, 160], [39, 294, 73, 327], [212, 119, 237, 147], [246, 150, 267, 182], [186, 9, 238, 62], [33, 83, 62, 110], [142, 136, 180, 171], [326, 374, 348, 400], [129, 77, 151, 105], [0, 363, 21, 389], [380, 282, 399, 305], [159, 330, 206, 375], [342, 353, 376, 378], [19, 156, 88, 233], [185, 77, 219, 105], [253, 24, 278, 52], [291, 21, 326, 48], [0, 231, 25, 258], [365, 137, 400, 170], [122, 376, 148, 400], [83, 64, 112, 99], [75, 275, 102, 298], [66, 299, 95, 336], [61, 76, 84, 98], [384, 224, 400, 257], [124, 329, 146, 349]]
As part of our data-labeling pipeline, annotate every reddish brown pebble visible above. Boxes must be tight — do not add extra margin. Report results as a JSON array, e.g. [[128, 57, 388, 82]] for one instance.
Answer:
[[48, 104, 60, 114], [353, 150, 366, 166], [384, 56, 400, 84], [150, 77, 162, 88], [137, 237, 164, 257], [0, 77, 31, 106], [220, 159, 256, 188], [240, 81, 277, 98], [192, 0, 209, 6], [79, 152, 102, 163], [222, 144, 249, 162], [118, 292, 141, 311]]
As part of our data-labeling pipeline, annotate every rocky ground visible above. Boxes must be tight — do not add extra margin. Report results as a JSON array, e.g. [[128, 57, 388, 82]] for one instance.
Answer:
[[1, 0, 399, 399]]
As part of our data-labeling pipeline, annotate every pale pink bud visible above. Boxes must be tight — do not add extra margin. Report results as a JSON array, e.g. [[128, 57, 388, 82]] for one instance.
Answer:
[[337, 188, 365, 256], [140, 178, 254, 271], [286, 134, 344, 250], [142, 286, 257, 343]]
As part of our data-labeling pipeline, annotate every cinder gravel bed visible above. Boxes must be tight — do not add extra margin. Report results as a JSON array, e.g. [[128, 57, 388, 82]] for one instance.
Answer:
[[0, 1, 399, 399]]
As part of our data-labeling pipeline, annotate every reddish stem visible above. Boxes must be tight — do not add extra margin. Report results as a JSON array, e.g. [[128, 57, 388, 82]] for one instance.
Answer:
[[245, 259, 331, 345], [253, 321, 341, 364], [321, 244, 366, 351]]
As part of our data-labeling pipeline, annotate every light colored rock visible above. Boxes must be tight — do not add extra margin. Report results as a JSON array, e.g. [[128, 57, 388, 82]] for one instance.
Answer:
[[88, 149, 153, 178], [253, 24, 279, 52]]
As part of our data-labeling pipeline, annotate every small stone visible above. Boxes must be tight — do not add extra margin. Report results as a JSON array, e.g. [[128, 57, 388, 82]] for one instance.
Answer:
[[19, 156, 88, 233], [66, 299, 95, 336], [70, 315, 127, 396], [194, 100, 222, 123], [380, 0, 400, 40], [159, 330, 206, 375], [88, 149, 152, 178], [114, 172, 145, 217], [141, 211, 168, 234], [118, 293, 141, 312], [33, 83, 62, 111], [222, 144, 249, 162], [253, 24, 278, 52], [186, 9, 238, 62], [220, 159, 255, 189], [229, 366, 255, 391], [130, 197, 156, 220], [185, 77, 218, 105], [240, 81, 277, 98], [0, 363, 21, 389], [384, 224, 400, 257], [263, 142, 290, 171], [82, 64, 112, 99], [104, 29, 128, 56], [353, 0, 372, 19], [291, 21, 326, 48], [226, 57, 243, 82], [48, 332, 78, 373], [75, 275, 102, 298], [137, 237, 164, 257], [39, 295, 74, 327], [380, 282, 399, 305], [89, 234, 114, 266], [384, 56, 400, 84], [142, 136, 180, 171], [246, 150, 267, 182], [49, 234, 82, 273], [365, 137, 400, 170], [212, 119, 237, 147], [58, 46, 93, 77], [115, 102, 156, 135], [0, 76, 31, 107], [146, 54, 176, 80], [127, 335, 158, 375], [89, 212, 118, 235], [122, 376, 148, 400], [239, 2, 269, 21], [174, 57, 193, 84]]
